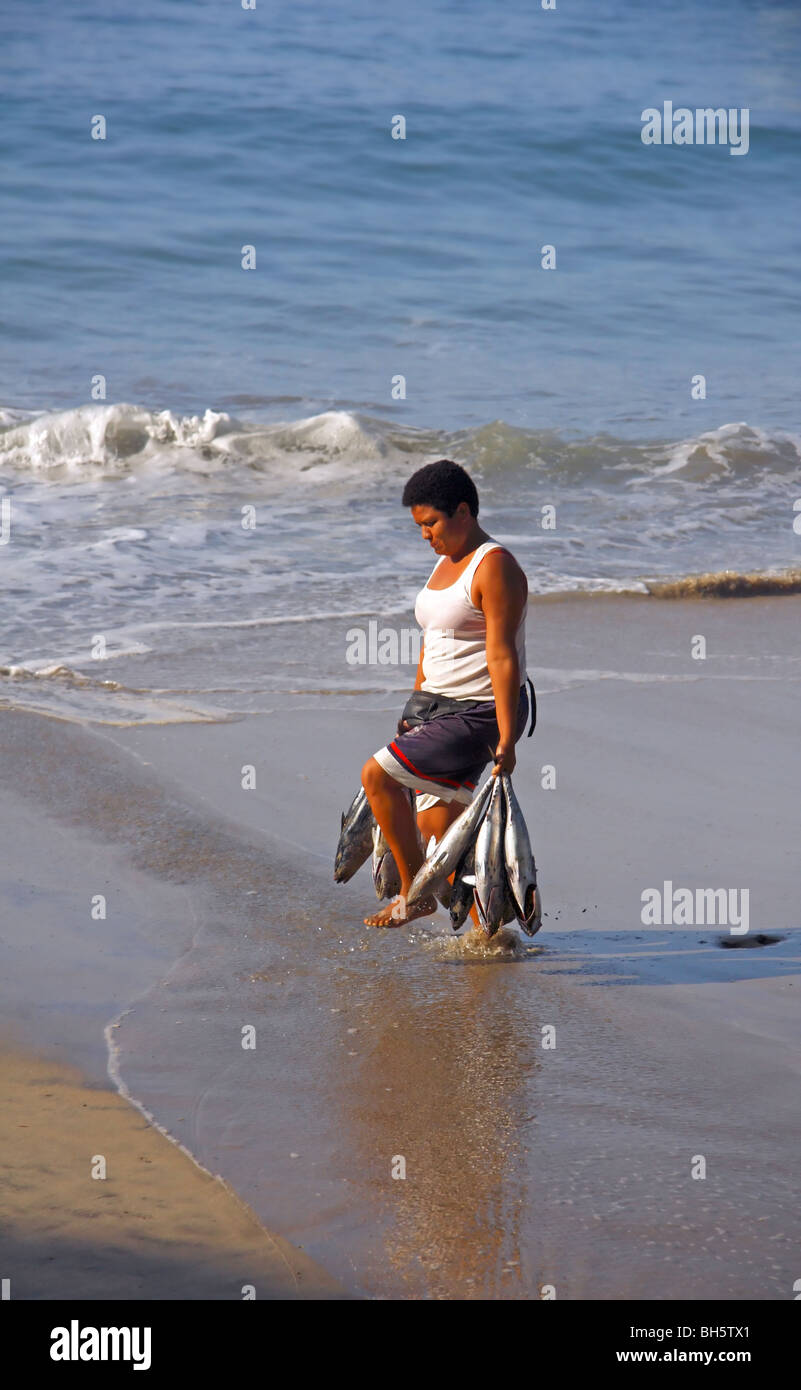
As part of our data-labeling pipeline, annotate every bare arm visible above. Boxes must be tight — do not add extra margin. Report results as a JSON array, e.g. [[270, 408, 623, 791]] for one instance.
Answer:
[[474, 552, 528, 776]]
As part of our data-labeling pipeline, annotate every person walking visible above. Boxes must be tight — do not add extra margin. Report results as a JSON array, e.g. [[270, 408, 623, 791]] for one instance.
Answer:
[[361, 458, 532, 926]]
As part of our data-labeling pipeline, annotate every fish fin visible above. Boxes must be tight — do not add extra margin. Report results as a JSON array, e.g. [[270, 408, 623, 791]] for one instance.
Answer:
[[519, 884, 543, 936]]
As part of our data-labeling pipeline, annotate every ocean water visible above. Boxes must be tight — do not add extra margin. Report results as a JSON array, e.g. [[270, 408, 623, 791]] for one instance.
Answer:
[[2, 0, 801, 427], [1, 0, 800, 727]]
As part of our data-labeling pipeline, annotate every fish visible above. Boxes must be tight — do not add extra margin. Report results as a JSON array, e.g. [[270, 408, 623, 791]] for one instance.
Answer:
[[501, 772, 542, 936], [448, 843, 475, 931], [371, 820, 401, 900], [425, 833, 454, 909], [500, 860, 519, 928], [473, 776, 510, 937], [406, 774, 495, 908], [334, 786, 376, 883]]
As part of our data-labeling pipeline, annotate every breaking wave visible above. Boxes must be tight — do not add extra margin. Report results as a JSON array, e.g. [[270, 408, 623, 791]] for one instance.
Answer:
[[1, 403, 799, 490], [532, 568, 801, 600], [643, 568, 801, 599]]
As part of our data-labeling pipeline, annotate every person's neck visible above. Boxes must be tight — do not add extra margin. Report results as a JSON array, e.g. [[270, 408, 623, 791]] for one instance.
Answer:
[[446, 525, 489, 563]]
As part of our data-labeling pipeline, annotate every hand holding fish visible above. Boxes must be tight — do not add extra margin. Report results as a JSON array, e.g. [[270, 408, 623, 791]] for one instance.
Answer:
[[491, 741, 516, 777]]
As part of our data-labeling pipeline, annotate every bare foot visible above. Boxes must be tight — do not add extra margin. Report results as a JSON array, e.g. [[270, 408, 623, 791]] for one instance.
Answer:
[[363, 893, 438, 927]]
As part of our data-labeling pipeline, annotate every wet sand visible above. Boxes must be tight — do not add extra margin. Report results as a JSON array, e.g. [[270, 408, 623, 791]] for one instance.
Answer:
[[0, 1048, 345, 1299], [1, 596, 799, 1299]]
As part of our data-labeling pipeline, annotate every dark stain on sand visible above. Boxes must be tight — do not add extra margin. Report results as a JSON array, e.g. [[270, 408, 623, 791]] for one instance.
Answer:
[[718, 932, 786, 948]]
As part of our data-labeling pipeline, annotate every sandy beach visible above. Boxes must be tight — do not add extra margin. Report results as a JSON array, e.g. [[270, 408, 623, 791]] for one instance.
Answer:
[[0, 1049, 345, 1300], [1, 595, 798, 1300]]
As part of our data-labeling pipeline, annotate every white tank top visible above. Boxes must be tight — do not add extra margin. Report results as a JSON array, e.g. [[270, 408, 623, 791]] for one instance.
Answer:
[[414, 540, 527, 700]]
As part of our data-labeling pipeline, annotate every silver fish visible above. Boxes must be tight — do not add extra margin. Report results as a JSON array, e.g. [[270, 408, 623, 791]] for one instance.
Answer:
[[501, 773, 542, 936], [371, 820, 401, 900], [474, 776, 509, 937], [406, 774, 495, 908], [448, 843, 475, 931], [500, 857, 519, 928], [334, 786, 375, 883], [424, 834, 454, 909]]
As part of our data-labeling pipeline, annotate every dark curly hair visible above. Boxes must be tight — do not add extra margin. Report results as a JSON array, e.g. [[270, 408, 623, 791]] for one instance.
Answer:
[[401, 459, 479, 517]]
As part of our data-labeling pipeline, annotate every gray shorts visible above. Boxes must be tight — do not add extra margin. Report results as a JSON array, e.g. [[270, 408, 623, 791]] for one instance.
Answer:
[[372, 685, 530, 810]]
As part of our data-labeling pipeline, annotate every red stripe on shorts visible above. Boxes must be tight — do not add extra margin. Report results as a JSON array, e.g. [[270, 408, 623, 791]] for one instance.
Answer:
[[388, 742, 475, 791]]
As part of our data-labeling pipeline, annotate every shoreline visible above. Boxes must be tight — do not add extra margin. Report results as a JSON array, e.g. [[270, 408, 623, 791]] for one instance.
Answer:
[[1, 594, 799, 1299], [0, 717, 348, 1300], [0, 1045, 346, 1301]]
